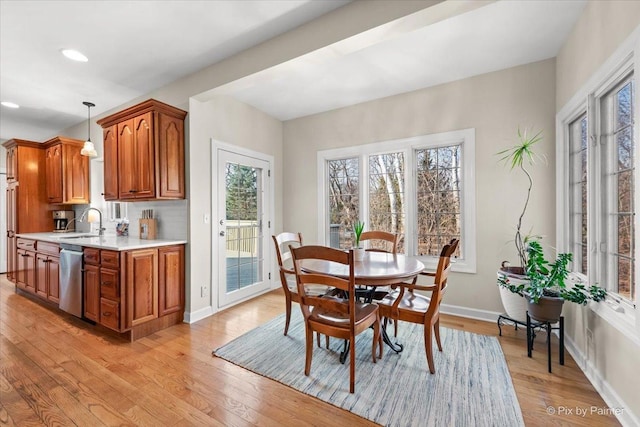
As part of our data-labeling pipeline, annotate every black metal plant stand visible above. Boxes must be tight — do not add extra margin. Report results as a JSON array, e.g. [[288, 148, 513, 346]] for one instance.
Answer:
[[526, 312, 564, 373]]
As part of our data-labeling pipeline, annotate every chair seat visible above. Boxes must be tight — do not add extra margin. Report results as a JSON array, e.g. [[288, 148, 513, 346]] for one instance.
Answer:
[[310, 301, 378, 328], [378, 290, 431, 313], [287, 278, 330, 296]]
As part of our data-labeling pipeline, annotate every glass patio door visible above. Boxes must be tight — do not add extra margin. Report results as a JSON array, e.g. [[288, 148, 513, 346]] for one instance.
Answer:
[[217, 148, 270, 308]]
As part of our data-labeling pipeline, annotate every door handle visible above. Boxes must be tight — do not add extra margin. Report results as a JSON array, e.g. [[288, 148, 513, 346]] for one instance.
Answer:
[[219, 231, 225, 237]]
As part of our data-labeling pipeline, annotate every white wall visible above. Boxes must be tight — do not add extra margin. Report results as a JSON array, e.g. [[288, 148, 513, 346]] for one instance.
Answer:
[[283, 58, 557, 314], [555, 1, 640, 423], [186, 96, 283, 320]]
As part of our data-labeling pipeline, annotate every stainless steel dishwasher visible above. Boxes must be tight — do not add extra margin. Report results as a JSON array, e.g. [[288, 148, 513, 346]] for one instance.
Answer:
[[59, 243, 84, 318]]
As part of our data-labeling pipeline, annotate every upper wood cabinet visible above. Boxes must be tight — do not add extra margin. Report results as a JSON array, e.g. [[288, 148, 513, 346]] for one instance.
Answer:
[[2, 140, 51, 234], [43, 137, 90, 204], [97, 99, 187, 201]]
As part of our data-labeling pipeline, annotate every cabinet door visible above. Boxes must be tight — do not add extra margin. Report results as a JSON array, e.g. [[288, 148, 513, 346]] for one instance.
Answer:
[[158, 245, 184, 317], [133, 112, 155, 199], [45, 145, 63, 203], [64, 144, 90, 204], [84, 264, 100, 322], [126, 248, 158, 327], [117, 119, 137, 200], [102, 125, 119, 200], [6, 184, 17, 282], [7, 146, 17, 182], [48, 256, 60, 303], [17, 250, 36, 293], [36, 253, 48, 298], [157, 113, 185, 199]]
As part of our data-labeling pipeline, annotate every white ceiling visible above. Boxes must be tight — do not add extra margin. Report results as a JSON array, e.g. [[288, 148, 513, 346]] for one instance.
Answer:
[[0, 0, 585, 142]]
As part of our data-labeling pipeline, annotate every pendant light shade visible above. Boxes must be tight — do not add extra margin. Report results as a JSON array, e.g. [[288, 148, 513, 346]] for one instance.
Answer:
[[81, 101, 97, 157]]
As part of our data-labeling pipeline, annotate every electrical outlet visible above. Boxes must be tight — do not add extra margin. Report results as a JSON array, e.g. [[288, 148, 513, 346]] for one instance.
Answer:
[[201, 286, 208, 298]]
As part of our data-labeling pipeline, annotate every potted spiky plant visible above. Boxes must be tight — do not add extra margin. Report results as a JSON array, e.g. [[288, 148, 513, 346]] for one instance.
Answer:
[[353, 220, 365, 261], [496, 128, 544, 321]]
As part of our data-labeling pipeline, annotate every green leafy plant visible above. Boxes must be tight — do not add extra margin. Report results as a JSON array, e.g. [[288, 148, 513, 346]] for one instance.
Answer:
[[499, 238, 607, 305], [353, 220, 365, 248], [497, 128, 545, 268]]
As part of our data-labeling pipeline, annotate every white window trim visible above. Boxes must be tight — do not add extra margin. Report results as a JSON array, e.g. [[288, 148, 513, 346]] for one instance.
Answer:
[[317, 128, 476, 273], [556, 26, 640, 345]]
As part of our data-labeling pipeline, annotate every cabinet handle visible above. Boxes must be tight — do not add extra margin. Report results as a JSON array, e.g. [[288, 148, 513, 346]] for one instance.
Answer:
[[101, 281, 112, 286], [129, 189, 138, 193], [103, 312, 112, 317]]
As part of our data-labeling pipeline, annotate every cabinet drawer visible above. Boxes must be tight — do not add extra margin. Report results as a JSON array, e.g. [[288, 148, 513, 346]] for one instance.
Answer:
[[17, 238, 36, 251], [100, 298, 120, 331], [100, 268, 120, 300], [83, 248, 100, 265], [100, 250, 119, 269], [37, 241, 60, 256]]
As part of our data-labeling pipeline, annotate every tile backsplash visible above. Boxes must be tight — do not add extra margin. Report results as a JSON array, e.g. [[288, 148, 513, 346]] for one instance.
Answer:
[[73, 200, 188, 241]]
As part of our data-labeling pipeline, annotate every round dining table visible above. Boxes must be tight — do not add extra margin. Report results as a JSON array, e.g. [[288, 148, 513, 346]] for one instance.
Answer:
[[301, 251, 425, 360], [301, 251, 425, 286]]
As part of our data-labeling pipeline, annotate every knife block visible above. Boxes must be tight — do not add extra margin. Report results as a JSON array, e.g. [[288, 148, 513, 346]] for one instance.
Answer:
[[139, 218, 157, 240]]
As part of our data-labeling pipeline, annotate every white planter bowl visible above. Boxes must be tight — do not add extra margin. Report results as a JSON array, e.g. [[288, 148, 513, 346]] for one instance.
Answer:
[[497, 269, 529, 322]]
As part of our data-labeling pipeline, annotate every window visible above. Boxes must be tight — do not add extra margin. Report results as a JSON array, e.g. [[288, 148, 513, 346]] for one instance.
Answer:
[[568, 114, 588, 275], [558, 44, 638, 337], [602, 77, 635, 303], [319, 129, 475, 272]]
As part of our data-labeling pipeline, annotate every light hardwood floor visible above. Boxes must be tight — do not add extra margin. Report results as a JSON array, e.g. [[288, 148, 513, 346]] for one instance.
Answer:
[[0, 274, 620, 426]]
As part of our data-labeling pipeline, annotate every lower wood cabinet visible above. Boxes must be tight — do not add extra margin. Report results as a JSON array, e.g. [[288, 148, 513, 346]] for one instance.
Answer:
[[159, 245, 184, 316], [83, 263, 100, 322], [82, 245, 184, 335], [16, 248, 36, 293], [125, 248, 158, 327], [36, 253, 60, 303]]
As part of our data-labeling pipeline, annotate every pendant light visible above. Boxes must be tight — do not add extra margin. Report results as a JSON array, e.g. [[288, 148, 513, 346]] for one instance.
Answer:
[[81, 101, 97, 157]]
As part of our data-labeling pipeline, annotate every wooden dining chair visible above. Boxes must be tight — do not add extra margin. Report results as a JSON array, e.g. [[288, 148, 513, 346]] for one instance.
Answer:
[[377, 239, 459, 374], [291, 245, 382, 393], [359, 230, 399, 254], [273, 232, 332, 336], [357, 230, 400, 330]]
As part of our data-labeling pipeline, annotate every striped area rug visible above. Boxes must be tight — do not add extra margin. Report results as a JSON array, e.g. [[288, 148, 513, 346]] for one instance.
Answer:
[[213, 311, 524, 427]]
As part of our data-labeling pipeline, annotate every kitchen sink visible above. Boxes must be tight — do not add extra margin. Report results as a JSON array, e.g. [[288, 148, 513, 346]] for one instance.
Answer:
[[59, 234, 99, 240]]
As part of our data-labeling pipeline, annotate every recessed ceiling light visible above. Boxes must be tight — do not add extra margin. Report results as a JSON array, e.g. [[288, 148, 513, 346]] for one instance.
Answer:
[[61, 48, 88, 62], [1, 101, 19, 109]]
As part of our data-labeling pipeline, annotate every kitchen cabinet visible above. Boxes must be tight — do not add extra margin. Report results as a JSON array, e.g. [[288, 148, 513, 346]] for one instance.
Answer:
[[3, 140, 51, 282], [6, 183, 16, 282], [102, 125, 118, 200], [16, 239, 36, 293], [6, 145, 17, 182], [84, 263, 100, 322], [44, 136, 90, 204], [158, 245, 184, 316], [117, 113, 155, 199], [36, 241, 60, 303], [97, 99, 187, 201], [125, 248, 158, 326]]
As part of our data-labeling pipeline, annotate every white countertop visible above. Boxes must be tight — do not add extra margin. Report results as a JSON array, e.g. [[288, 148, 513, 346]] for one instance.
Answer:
[[17, 232, 187, 251]]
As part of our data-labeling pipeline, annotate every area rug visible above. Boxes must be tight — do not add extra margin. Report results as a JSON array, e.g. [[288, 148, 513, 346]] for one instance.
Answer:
[[213, 311, 524, 427]]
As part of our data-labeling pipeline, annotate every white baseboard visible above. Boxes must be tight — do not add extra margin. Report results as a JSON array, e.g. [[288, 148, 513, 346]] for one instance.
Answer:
[[440, 302, 502, 323], [564, 335, 639, 427], [184, 305, 214, 324]]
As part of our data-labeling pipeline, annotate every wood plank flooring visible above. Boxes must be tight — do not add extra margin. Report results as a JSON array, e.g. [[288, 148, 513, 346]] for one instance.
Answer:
[[0, 274, 620, 426]]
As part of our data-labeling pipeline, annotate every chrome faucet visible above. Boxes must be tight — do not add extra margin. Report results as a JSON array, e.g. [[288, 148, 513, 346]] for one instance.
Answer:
[[80, 207, 105, 236]]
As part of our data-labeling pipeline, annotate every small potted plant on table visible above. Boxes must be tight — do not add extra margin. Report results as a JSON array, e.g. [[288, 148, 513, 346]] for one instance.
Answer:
[[353, 220, 365, 261]]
